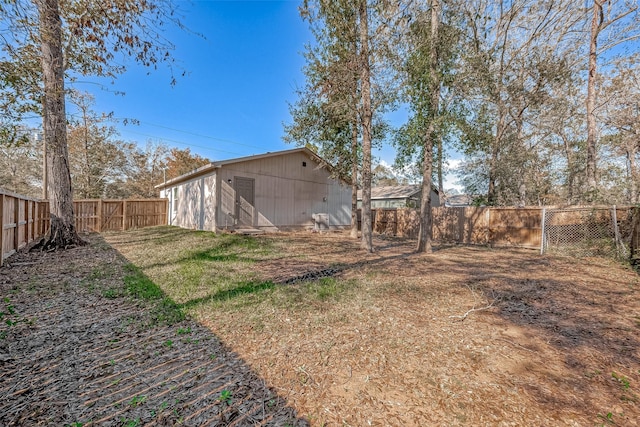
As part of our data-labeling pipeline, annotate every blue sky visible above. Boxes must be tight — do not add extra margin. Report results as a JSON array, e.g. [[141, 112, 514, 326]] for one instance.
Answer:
[[69, 0, 461, 188], [74, 0, 401, 162], [75, 1, 311, 161]]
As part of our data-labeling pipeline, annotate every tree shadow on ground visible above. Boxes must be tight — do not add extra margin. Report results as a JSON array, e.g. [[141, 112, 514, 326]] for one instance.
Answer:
[[256, 235, 640, 422], [0, 235, 309, 426]]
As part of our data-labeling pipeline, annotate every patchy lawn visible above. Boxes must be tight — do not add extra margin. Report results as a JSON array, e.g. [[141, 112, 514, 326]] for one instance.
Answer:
[[101, 226, 640, 426]]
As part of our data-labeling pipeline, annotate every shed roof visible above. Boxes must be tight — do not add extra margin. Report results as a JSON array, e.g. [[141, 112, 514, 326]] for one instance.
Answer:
[[155, 147, 334, 190]]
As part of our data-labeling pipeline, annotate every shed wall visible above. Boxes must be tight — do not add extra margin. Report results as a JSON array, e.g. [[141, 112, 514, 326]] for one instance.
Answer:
[[216, 151, 351, 229], [162, 172, 216, 230]]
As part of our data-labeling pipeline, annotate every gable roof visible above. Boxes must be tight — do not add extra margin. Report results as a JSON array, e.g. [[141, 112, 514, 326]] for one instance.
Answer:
[[156, 147, 335, 190], [357, 184, 438, 201]]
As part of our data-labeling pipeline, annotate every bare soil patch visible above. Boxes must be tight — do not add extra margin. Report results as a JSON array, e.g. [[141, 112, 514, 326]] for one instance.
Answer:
[[0, 235, 306, 426]]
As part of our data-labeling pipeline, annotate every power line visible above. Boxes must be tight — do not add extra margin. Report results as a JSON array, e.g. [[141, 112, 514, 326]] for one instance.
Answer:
[[130, 120, 266, 151], [119, 129, 246, 158]]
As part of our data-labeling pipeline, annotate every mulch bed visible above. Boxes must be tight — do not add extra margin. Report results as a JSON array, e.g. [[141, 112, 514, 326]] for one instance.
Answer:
[[0, 235, 307, 426]]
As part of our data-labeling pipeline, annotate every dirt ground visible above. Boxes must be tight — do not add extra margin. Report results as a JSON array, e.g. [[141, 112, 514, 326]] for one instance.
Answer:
[[186, 232, 640, 426], [2, 229, 640, 426]]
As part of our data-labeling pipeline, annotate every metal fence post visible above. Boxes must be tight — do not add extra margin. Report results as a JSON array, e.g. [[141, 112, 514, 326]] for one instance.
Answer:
[[611, 205, 627, 259]]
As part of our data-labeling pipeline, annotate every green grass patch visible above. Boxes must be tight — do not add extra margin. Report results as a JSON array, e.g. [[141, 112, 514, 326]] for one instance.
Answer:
[[124, 264, 164, 300], [105, 228, 357, 324]]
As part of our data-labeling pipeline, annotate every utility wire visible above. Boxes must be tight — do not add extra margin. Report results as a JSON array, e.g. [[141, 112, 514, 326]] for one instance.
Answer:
[[119, 129, 247, 158], [128, 119, 266, 151]]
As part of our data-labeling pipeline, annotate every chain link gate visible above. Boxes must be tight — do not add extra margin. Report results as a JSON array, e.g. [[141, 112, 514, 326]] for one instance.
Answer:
[[540, 206, 629, 259]]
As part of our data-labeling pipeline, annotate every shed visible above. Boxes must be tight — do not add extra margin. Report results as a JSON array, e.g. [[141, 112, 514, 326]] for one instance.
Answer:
[[156, 147, 352, 232], [357, 185, 440, 209]]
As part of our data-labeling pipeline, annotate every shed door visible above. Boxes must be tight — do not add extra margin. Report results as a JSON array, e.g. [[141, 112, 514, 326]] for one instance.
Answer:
[[234, 177, 255, 226]]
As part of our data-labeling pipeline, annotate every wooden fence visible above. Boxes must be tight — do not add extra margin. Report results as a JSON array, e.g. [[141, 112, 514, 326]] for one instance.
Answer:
[[1, 190, 43, 267], [1, 189, 167, 266], [361, 206, 634, 251], [361, 207, 543, 248]]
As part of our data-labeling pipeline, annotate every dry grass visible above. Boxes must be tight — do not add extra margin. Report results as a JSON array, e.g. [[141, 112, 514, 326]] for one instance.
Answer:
[[105, 226, 640, 426]]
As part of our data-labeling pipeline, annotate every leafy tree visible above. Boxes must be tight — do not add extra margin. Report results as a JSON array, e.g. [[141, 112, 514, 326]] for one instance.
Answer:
[[286, 0, 361, 238], [0, 130, 42, 197], [357, 0, 375, 252], [287, 0, 394, 249], [165, 147, 210, 180], [1, 0, 184, 249], [115, 141, 169, 198], [372, 163, 402, 186]]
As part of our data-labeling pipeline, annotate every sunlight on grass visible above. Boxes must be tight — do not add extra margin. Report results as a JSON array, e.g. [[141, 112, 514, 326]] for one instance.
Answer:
[[104, 227, 360, 324]]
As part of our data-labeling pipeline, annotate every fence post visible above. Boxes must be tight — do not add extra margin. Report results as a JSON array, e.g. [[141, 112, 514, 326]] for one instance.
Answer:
[[13, 196, 19, 252], [97, 199, 103, 232], [28, 200, 33, 243], [0, 193, 4, 266], [25, 200, 30, 244], [611, 205, 627, 259], [540, 208, 546, 255], [122, 200, 128, 231]]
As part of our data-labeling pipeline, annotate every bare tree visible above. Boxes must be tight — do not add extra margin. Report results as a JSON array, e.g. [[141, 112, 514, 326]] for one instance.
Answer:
[[456, 0, 584, 206], [585, 0, 640, 201], [602, 56, 640, 203]]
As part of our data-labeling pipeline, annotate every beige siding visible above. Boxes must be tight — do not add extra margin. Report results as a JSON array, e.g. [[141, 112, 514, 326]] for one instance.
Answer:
[[166, 171, 216, 230], [328, 181, 352, 226], [216, 151, 351, 229], [164, 151, 351, 231], [203, 174, 216, 230]]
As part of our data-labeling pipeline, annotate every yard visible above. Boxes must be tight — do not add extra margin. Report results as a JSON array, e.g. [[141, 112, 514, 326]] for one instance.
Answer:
[[1, 226, 639, 426]]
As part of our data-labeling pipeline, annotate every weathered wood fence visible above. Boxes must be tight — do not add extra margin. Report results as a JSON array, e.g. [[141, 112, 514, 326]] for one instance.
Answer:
[[1, 189, 167, 266], [361, 206, 635, 252]]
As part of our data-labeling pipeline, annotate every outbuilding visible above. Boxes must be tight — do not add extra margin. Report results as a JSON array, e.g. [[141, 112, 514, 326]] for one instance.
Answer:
[[156, 147, 352, 232]]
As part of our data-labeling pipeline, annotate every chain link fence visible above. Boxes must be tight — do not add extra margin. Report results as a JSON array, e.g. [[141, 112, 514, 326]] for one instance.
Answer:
[[541, 206, 631, 259]]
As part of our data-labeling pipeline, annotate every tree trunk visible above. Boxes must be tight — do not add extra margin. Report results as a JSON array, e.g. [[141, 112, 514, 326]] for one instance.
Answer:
[[487, 107, 507, 206], [350, 116, 359, 239], [437, 137, 443, 195], [561, 134, 576, 204], [628, 135, 638, 204], [359, 0, 374, 252], [417, 0, 440, 253], [585, 0, 604, 201], [35, 0, 84, 250]]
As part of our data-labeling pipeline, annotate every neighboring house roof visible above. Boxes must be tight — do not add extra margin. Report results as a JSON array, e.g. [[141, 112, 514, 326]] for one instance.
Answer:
[[444, 194, 474, 207], [357, 184, 437, 201], [155, 147, 338, 190]]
